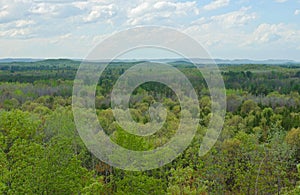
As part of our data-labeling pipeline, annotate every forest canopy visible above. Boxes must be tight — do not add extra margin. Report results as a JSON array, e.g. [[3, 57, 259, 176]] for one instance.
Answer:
[[0, 59, 300, 194]]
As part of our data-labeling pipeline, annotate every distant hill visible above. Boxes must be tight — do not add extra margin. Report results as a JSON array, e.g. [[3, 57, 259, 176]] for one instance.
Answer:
[[212, 59, 298, 65], [113, 58, 299, 65], [0, 58, 298, 65], [0, 58, 43, 63], [167, 58, 298, 65]]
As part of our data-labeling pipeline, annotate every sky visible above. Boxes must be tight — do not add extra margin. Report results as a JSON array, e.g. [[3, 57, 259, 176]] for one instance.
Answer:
[[0, 0, 300, 61]]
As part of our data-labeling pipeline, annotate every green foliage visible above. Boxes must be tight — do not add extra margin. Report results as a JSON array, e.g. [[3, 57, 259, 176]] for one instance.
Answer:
[[167, 167, 207, 194], [44, 136, 91, 194], [0, 61, 300, 194], [81, 177, 106, 195], [111, 126, 152, 151], [113, 172, 166, 195]]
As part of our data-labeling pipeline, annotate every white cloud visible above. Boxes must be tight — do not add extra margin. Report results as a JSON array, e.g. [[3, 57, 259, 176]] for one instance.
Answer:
[[0, 18, 36, 39], [0, 5, 9, 19], [15, 20, 35, 27], [127, 0, 200, 25], [210, 7, 257, 27], [184, 7, 257, 48], [0, 0, 202, 38], [84, 4, 118, 23], [72, 1, 88, 10], [184, 21, 300, 60], [203, 0, 230, 11], [30, 2, 83, 18], [189, 7, 257, 31], [30, 3, 56, 14], [0, 28, 32, 38], [0, 0, 32, 23], [0, 0, 300, 60], [245, 23, 300, 46], [251, 23, 282, 43], [274, 0, 288, 3]]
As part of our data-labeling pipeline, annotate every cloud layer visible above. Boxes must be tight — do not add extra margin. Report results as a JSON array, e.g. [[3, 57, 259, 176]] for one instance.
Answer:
[[0, 0, 300, 60]]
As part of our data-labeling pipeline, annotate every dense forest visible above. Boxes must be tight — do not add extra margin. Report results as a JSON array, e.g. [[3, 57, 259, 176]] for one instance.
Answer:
[[0, 59, 300, 194]]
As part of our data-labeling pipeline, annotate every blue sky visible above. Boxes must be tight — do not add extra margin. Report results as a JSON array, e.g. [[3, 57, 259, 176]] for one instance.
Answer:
[[0, 0, 300, 60]]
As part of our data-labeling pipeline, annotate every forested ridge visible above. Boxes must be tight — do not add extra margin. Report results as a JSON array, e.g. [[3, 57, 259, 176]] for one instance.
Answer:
[[0, 59, 300, 194]]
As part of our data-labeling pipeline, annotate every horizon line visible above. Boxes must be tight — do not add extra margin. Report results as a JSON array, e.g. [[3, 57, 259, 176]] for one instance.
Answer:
[[0, 57, 299, 62]]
